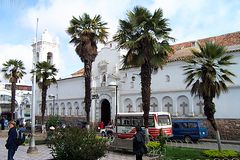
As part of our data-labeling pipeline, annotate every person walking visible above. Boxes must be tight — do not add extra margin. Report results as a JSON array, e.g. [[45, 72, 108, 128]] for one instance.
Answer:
[[5, 121, 18, 160], [133, 126, 147, 160], [0, 116, 5, 130]]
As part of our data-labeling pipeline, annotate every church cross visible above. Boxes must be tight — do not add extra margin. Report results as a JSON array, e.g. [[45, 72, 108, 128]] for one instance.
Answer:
[[69, 106, 72, 116], [62, 107, 65, 115], [196, 101, 204, 115], [138, 103, 143, 112], [180, 102, 188, 115], [51, 107, 54, 115], [76, 106, 79, 116], [151, 103, 158, 112], [126, 104, 132, 112], [165, 102, 172, 112], [56, 107, 59, 115]]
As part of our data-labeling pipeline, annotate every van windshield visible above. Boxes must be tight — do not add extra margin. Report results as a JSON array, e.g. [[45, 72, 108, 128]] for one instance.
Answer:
[[158, 115, 171, 126], [198, 121, 205, 128]]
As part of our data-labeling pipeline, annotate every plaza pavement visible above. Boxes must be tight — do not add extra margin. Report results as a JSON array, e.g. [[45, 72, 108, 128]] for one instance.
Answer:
[[0, 137, 141, 160], [0, 130, 153, 160]]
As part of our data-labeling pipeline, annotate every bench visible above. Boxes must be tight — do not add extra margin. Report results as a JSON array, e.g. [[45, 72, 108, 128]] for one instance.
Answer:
[[110, 138, 133, 152]]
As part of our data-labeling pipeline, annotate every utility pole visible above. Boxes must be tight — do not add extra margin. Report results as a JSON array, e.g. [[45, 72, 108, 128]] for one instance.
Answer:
[[27, 18, 39, 154]]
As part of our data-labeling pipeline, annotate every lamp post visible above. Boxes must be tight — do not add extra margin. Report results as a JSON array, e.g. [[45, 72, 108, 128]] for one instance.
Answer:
[[27, 18, 38, 153], [108, 82, 118, 134], [48, 95, 55, 115]]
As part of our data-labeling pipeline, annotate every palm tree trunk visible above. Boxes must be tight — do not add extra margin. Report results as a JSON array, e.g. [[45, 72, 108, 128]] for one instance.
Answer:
[[11, 81, 16, 120], [204, 97, 222, 151], [41, 84, 47, 125], [141, 63, 151, 142], [84, 60, 92, 124]]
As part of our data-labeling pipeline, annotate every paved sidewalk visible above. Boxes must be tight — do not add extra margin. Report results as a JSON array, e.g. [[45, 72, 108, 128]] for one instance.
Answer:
[[0, 137, 142, 160], [0, 137, 53, 160]]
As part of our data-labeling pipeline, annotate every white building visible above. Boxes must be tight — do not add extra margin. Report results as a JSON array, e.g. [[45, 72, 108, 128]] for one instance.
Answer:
[[0, 83, 31, 121], [35, 31, 240, 140]]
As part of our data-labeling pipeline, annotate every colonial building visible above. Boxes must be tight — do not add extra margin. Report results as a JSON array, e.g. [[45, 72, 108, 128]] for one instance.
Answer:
[[0, 83, 31, 120], [35, 31, 240, 140]]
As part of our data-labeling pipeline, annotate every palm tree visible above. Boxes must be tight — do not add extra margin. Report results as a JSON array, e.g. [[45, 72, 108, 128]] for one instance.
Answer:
[[183, 42, 236, 151], [34, 61, 58, 124], [67, 13, 108, 123], [2, 59, 26, 120], [113, 6, 173, 133]]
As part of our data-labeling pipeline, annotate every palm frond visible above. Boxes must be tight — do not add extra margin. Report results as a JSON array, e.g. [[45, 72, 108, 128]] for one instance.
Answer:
[[183, 42, 236, 99]]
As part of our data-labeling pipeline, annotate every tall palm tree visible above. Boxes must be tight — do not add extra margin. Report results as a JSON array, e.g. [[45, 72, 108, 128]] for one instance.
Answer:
[[113, 6, 173, 133], [67, 13, 108, 123], [2, 59, 26, 120], [34, 61, 57, 124], [183, 42, 236, 151]]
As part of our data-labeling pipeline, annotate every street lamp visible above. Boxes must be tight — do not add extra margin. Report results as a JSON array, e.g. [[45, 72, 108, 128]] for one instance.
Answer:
[[27, 18, 38, 154], [108, 81, 118, 135], [48, 94, 55, 115]]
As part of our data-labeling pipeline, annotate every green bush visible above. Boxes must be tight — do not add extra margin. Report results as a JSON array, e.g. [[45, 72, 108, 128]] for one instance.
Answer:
[[146, 141, 161, 155], [51, 127, 107, 160], [202, 150, 239, 158], [146, 141, 161, 150], [46, 115, 61, 129], [156, 128, 167, 151]]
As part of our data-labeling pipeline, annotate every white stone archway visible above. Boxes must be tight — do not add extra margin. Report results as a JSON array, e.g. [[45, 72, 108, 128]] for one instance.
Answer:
[[124, 98, 133, 112], [150, 97, 158, 112], [60, 102, 65, 116], [177, 95, 189, 117], [136, 98, 142, 112], [193, 96, 204, 117], [162, 96, 173, 114]]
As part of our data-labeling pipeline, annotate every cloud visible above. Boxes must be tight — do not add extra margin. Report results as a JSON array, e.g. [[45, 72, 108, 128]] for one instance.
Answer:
[[19, 0, 135, 39], [150, 0, 240, 43], [0, 44, 32, 84], [2, 0, 239, 83]]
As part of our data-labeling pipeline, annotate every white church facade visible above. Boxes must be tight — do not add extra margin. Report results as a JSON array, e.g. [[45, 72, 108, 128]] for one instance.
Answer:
[[34, 31, 240, 140]]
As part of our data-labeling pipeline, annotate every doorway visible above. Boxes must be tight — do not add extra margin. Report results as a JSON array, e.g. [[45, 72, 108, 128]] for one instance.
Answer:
[[101, 99, 111, 127]]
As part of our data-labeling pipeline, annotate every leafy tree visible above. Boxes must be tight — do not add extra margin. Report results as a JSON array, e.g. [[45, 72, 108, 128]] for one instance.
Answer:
[[113, 6, 173, 133], [67, 13, 108, 123], [34, 61, 58, 124], [183, 42, 236, 151], [2, 59, 26, 120]]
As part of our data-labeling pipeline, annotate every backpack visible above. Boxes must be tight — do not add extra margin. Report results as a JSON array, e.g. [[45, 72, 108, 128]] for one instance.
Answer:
[[16, 129, 26, 146]]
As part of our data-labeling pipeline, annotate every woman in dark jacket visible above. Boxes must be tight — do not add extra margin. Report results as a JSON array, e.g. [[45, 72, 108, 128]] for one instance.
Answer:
[[133, 126, 147, 160], [5, 121, 18, 160]]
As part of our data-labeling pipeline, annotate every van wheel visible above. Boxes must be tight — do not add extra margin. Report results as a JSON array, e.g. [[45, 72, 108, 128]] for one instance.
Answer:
[[184, 136, 192, 143]]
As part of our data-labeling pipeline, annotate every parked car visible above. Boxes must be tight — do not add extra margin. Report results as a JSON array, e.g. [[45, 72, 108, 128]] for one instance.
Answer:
[[171, 119, 208, 142], [60, 120, 87, 129]]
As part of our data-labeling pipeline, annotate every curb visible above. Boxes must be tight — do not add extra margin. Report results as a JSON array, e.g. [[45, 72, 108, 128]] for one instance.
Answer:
[[200, 139, 240, 145]]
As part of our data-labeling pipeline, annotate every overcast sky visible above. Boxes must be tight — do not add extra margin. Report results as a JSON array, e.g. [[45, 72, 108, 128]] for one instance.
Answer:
[[0, 0, 239, 84]]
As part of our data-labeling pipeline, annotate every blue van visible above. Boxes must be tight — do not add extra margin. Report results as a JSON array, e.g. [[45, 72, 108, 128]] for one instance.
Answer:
[[172, 120, 208, 142]]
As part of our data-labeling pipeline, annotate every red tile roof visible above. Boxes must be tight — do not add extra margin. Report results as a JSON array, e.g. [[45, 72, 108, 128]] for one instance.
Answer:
[[169, 31, 240, 61], [71, 68, 84, 77]]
